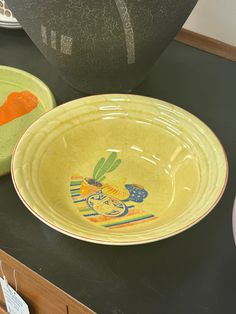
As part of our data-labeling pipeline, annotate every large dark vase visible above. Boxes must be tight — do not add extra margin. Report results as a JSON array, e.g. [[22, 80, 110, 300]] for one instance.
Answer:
[[7, 0, 198, 94]]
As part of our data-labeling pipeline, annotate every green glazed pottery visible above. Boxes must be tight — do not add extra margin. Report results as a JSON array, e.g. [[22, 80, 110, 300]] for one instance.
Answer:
[[0, 65, 56, 176], [12, 94, 227, 245]]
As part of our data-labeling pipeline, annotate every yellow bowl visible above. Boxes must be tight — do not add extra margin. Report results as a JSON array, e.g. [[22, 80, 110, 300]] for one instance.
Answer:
[[12, 94, 228, 245]]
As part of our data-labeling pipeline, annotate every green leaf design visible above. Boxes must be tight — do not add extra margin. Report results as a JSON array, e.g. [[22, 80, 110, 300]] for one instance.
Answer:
[[94, 152, 122, 181], [99, 176, 106, 182], [107, 159, 121, 173], [95, 152, 117, 180], [93, 157, 105, 179]]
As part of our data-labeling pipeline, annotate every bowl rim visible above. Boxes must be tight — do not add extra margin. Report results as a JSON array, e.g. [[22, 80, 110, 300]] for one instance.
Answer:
[[0, 65, 56, 107], [11, 94, 229, 245], [0, 65, 56, 176]]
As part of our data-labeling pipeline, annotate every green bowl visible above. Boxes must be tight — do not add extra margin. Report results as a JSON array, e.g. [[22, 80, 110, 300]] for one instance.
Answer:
[[12, 94, 227, 245], [0, 65, 56, 176]]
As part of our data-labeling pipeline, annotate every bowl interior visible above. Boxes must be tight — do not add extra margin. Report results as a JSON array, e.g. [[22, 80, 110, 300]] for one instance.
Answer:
[[12, 95, 227, 244]]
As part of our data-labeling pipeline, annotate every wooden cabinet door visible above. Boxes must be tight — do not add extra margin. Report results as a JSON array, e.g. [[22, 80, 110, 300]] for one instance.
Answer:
[[0, 250, 94, 314]]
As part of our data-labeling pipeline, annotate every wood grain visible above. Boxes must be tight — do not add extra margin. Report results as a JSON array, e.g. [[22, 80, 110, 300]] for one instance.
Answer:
[[0, 303, 7, 314], [0, 250, 94, 314], [176, 28, 236, 62]]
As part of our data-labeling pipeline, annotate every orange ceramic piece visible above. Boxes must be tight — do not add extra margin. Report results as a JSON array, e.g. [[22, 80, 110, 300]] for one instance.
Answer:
[[0, 91, 38, 125]]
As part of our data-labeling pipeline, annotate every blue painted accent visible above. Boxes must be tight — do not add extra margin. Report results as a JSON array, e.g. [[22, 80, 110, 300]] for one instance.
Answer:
[[125, 184, 148, 203], [84, 213, 99, 217], [116, 204, 129, 217]]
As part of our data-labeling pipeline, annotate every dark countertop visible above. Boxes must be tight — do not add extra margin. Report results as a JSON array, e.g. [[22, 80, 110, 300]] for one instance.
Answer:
[[1, 29, 236, 314]]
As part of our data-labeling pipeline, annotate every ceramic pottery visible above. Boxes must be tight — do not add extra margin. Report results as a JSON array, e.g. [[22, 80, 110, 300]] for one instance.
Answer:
[[12, 94, 227, 245], [7, 0, 198, 93]]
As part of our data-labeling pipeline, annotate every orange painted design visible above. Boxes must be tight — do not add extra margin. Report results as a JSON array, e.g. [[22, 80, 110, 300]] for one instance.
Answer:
[[88, 208, 145, 223], [109, 216, 157, 229], [0, 91, 39, 126], [80, 179, 102, 197], [71, 176, 83, 180], [88, 215, 116, 223]]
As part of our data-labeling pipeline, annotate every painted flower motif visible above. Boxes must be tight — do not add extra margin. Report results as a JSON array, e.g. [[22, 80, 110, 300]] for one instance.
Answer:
[[125, 184, 148, 203]]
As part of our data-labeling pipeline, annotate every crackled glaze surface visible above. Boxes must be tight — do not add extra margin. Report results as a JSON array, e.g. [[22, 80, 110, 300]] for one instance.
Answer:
[[0, 66, 56, 176], [7, 0, 198, 93], [12, 94, 227, 245]]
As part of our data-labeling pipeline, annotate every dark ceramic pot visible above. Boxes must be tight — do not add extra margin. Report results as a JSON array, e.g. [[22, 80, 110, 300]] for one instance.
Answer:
[[7, 0, 197, 94]]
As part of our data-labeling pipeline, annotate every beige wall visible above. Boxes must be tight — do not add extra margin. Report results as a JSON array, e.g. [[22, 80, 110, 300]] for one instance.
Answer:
[[184, 0, 236, 46]]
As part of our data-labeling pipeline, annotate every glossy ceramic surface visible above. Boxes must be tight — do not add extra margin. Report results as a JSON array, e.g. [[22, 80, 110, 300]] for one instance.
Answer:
[[0, 66, 56, 176], [12, 94, 228, 245], [6, 0, 197, 93], [233, 198, 236, 245]]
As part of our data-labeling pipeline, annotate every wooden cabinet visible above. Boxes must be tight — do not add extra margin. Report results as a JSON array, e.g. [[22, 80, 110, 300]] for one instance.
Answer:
[[0, 250, 94, 314]]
